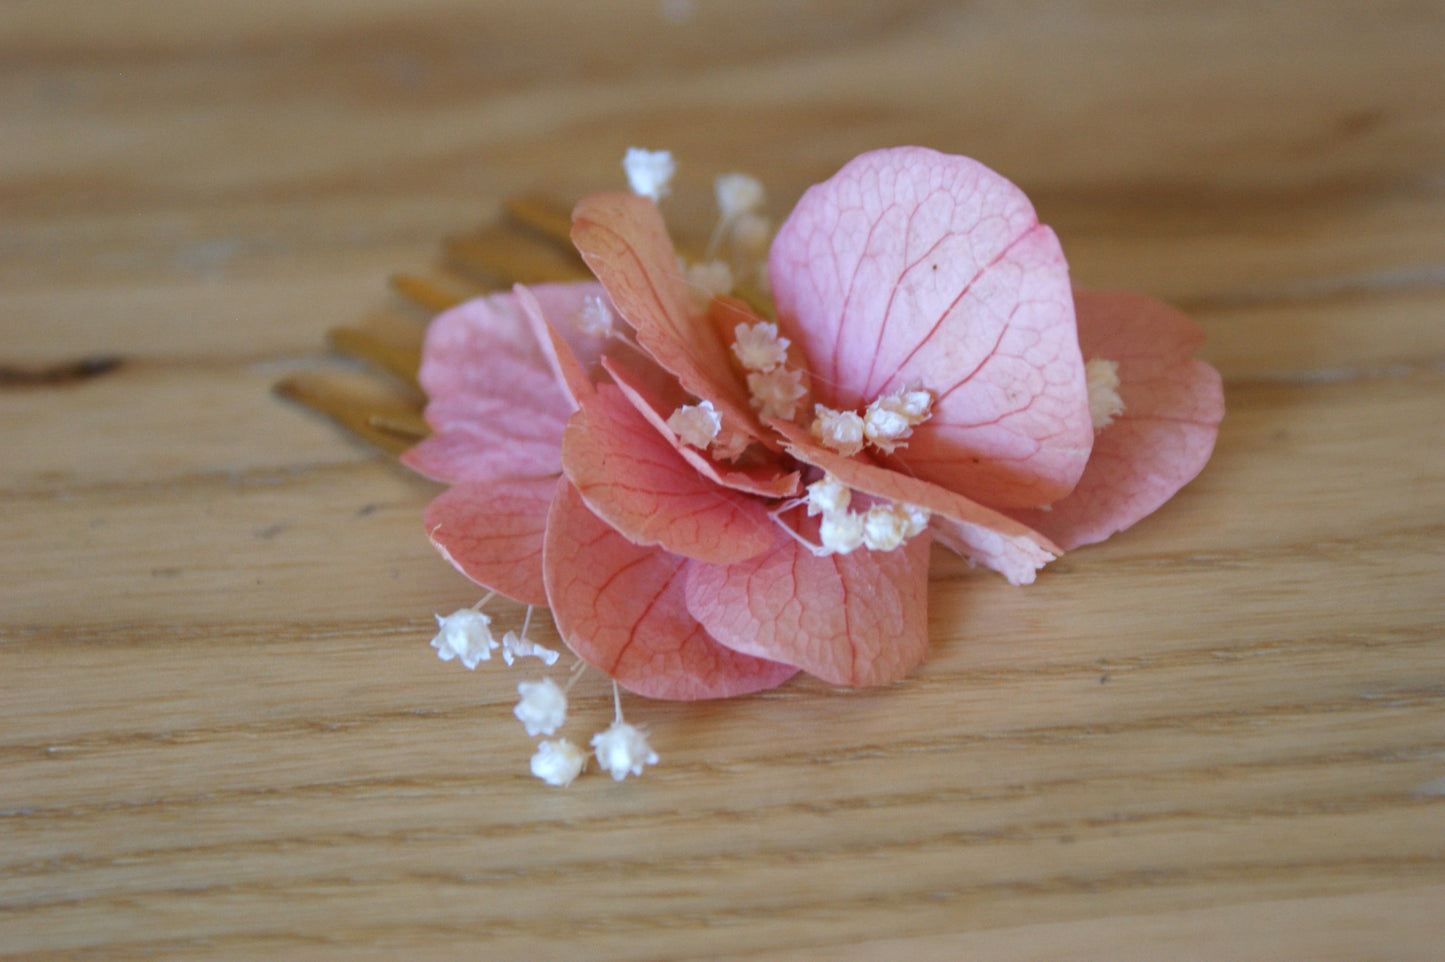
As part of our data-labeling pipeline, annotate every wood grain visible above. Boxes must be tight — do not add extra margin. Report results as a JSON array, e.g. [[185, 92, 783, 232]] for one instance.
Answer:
[[2, 1, 1442, 958]]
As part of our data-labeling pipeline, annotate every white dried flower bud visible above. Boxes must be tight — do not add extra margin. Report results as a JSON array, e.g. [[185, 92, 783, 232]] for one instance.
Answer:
[[591, 721, 659, 781], [862, 503, 911, 551], [811, 405, 865, 456], [1086, 358, 1125, 430], [863, 404, 912, 453], [514, 678, 568, 737], [805, 474, 852, 517], [715, 173, 765, 219], [623, 147, 676, 202], [530, 739, 587, 787], [710, 428, 750, 462], [574, 294, 613, 338], [880, 387, 933, 421], [667, 400, 723, 449], [818, 510, 867, 555], [899, 503, 931, 537], [500, 631, 560, 667], [746, 367, 807, 420], [683, 258, 734, 298], [861, 386, 934, 453], [430, 609, 497, 669], [731, 322, 790, 373]]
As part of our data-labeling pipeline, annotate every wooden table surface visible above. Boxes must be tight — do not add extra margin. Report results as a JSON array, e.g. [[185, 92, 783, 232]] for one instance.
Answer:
[[4, 2, 1443, 958]]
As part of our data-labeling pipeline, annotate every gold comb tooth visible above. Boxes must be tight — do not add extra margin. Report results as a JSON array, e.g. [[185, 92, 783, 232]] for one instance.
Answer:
[[444, 227, 590, 288], [503, 191, 576, 247], [274, 371, 426, 456], [389, 272, 475, 312], [368, 413, 430, 439], [326, 315, 427, 391], [279, 195, 592, 455]]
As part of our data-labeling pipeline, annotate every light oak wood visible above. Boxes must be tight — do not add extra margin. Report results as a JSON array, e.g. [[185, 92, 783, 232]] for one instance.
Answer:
[[2, 2, 1442, 958]]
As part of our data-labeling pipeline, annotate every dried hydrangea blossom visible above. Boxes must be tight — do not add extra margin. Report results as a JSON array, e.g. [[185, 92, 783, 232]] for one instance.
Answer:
[[407, 145, 1223, 708]]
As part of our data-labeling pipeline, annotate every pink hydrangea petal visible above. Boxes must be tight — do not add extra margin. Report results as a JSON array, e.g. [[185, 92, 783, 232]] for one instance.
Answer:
[[769, 146, 1092, 508], [512, 282, 605, 408], [421, 476, 557, 606], [401, 418, 562, 485], [685, 511, 932, 687], [770, 419, 1058, 585], [406, 286, 605, 484], [1008, 290, 1225, 549], [603, 355, 801, 500], [571, 192, 768, 447], [561, 383, 778, 565], [523, 281, 612, 374], [544, 482, 798, 700], [415, 290, 572, 433]]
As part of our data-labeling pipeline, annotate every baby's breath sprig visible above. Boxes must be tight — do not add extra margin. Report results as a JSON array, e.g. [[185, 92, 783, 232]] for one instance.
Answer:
[[430, 597, 659, 787], [591, 681, 659, 781]]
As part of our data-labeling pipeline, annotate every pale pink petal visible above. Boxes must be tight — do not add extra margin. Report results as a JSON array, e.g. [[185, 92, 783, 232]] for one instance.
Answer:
[[422, 476, 557, 606], [544, 482, 798, 700], [685, 511, 932, 687], [415, 290, 573, 433], [561, 383, 778, 565], [401, 418, 561, 485], [571, 193, 768, 447], [770, 419, 1058, 585], [512, 282, 605, 408], [1008, 290, 1225, 549], [405, 288, 590, 483], [769, 146, 1092, 508], [603, 355, 801, 499]]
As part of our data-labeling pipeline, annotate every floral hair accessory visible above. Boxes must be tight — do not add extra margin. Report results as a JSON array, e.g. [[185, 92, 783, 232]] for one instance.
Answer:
[[402, 146, 1224, 786]]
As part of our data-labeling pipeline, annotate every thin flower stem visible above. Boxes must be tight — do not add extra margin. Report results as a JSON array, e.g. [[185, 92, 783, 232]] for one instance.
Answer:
[[563, 659, 588, 694], [520, 605, 534, 639], [470, 590, 497, 611], [611, 679, 623, 725], [767, 506, 829, 558], [703, 215, 732, 262]]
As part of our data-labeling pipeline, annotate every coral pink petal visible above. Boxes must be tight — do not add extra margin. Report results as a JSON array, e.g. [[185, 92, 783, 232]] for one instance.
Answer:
[[422, 477, 556, 606], [561, 384, 778, 565], [1008, 290, 1225, 549], [544, 482, 798, 700], [685, 512, 932, 687], [769, 146, 1092, 508], [771, 419, 1058, 585], [604, 355, 801, 500], [570, 192, 766, 446]]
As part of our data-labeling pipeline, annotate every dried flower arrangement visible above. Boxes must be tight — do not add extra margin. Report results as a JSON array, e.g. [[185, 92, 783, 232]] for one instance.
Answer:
[[281, 146, 1223, 786]]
